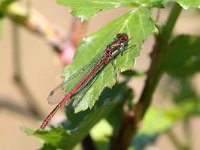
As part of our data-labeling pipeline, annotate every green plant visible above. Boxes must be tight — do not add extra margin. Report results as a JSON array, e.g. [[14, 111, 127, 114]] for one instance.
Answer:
[[3, 0, 198, 150]]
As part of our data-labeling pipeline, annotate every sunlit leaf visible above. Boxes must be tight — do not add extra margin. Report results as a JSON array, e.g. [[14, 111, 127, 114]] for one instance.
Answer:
[[175, 0, 200, 9], [0, 0, 16, 36], [0, 0, 15, 13], [132, 77, 200, 149], [162, 35, 200, 77], [63, 7, 157, 112], [57, 0, 170, 20], [90, 119, 113, 150]]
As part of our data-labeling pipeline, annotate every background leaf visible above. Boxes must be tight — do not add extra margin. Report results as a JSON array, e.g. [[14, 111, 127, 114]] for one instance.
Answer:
[[90, 119, 113, 150], [132, 76, 200, 150], [57, 0, 170, 20], [0, 0, 15, 13], [162, 35, 200, 77], [0, 0, 16, 36], [175, 0, 200, 9], [62, 7, 157, 112]]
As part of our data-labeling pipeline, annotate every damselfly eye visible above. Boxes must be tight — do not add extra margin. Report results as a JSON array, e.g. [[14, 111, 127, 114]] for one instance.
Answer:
[[123, 34, 129, 41], [116, 33, 129, 41]]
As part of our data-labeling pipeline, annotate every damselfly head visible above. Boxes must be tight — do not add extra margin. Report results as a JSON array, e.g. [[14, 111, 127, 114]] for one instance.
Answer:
[[116, 33, 129, 42]]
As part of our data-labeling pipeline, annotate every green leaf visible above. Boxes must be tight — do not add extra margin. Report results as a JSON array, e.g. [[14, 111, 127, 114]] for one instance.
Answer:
[[162, 35, 200, 77], [140, 0, 170, 7], [138, 107, 177, 136], [129, 106, 179, 150], [121, 69, 146, 77], [172, 78, 198, 104], [0, 0, 15, 13], [24, 83, 128, 150], [90, 119, 113, 150], [0, 0, 15, 35], [175, 0, 200, 9], [57, 0, 170, 20], [63, 7, 157, 112], [57, 0, 135, 20], [132, 104, 188, 149], [141, 78, 200, 135], [132, 77, 200, 149]]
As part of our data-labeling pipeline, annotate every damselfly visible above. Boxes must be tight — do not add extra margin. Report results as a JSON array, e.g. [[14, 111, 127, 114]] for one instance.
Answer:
[[41, 33, 130, 129]]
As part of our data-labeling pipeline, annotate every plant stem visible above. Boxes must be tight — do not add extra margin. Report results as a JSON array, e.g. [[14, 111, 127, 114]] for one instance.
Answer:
[[167, 122, 192, 150], [111, 3, 182, 150], [162, 3, 182, 40], [12, 22, 43, 120], [7, 2, 67, 53], [135, 1, 182, 124], [182, 119, 192, 150], [167, 131, 183, 150]]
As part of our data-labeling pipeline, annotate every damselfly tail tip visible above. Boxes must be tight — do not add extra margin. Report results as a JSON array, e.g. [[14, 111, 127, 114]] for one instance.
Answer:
[[40, 122, 47, 130]]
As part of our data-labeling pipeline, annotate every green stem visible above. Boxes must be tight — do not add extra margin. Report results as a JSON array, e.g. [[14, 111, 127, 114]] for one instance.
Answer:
[[162, 3, 182, 40], [111, 3, 182, 150], [135, 2, 182, 123]]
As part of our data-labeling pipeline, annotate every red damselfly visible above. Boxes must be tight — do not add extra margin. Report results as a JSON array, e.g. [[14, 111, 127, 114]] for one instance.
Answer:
[[41, 33, 130, 129]]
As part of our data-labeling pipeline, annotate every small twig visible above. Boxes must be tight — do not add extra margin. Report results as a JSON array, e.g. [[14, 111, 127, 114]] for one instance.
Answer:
[[69, 18, 88, 47], [0, 97, 41, 120], [167, 120, 191, 150], [7, 2, 89, 65], [7, 2, 88, 122], [12, 22, 43, 119], [59, 18, 88, 64], [12, 22, 21, 77], [167, 130, 183, 150], [7, 2, 67, 52], [182, 119, 192, 150], [13, 75, 44, 119]]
